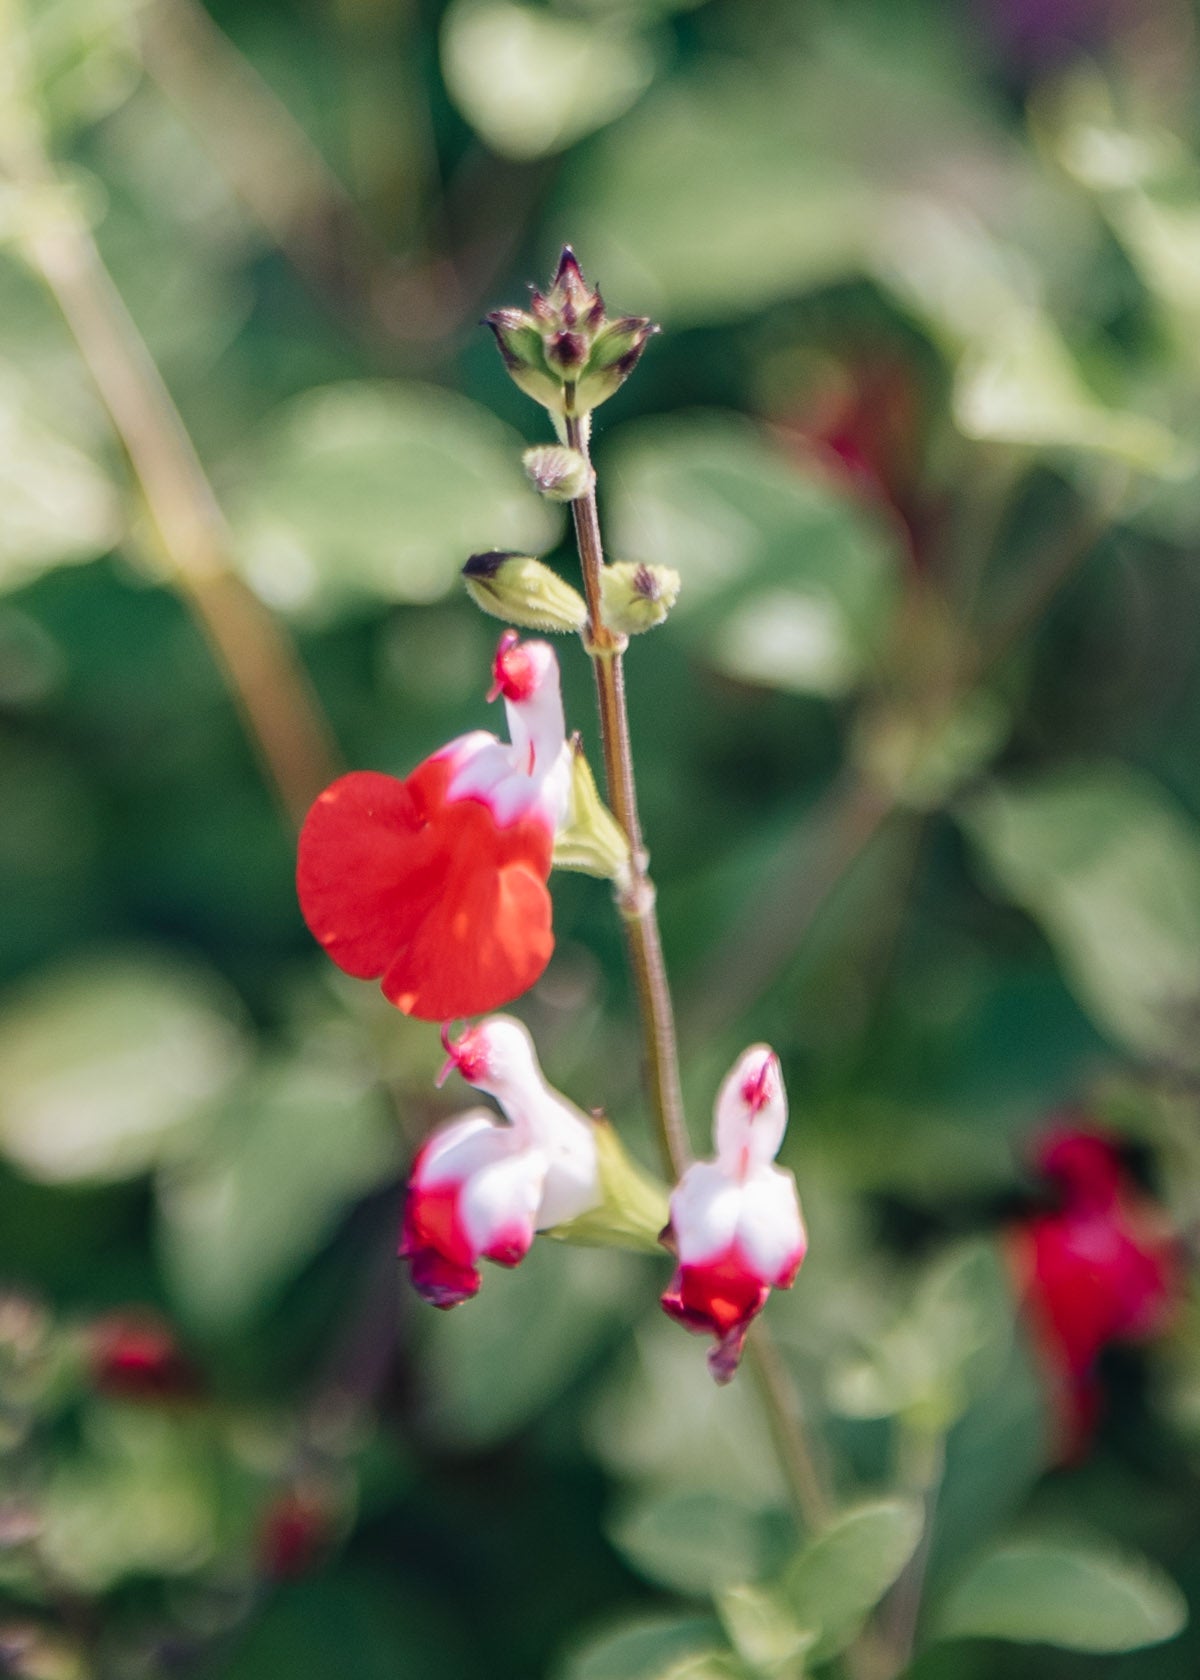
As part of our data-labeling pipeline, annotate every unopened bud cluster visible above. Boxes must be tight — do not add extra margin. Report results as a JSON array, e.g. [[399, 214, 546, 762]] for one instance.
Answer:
[[523, 444, 594, 502], [485, 247, 658, 422]]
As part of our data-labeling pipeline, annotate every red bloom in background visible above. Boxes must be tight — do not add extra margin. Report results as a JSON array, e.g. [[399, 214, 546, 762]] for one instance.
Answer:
[[1008, 1124, 1182, 1461], [297, 633, 572, 1021], [88, 1311, 201, 1403]]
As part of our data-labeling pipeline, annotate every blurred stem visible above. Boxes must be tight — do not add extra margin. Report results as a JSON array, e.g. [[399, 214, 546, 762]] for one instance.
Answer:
[[745, 1324, 834, 1531], [0, 48, 337, 825], [874, 1428, 945, 1678], [564, 411, 690, 1181]]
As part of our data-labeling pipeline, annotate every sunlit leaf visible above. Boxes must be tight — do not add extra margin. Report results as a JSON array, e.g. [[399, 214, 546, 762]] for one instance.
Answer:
[[609, 1489, 780, 1596], [441, 0, 654, 161], [223, 381, 562, 618], [961, 763, 1200, 1070], [560, 1614, 727, 1680], [0, 363, 120, 591], [0, 951, 247, 1184], [157, 1055, 401, 1329], [716, 1583, 814, 1675], [935, 1535, 1187, 1651], [604, 413, 900, 697], [781, 1499, 923, 1660]]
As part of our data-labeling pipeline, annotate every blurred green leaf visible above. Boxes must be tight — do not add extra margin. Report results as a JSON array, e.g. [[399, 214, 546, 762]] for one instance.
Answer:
[[935, 1535, 1188, 1652], [715, 1584, 814, 1677], [587, 1319, 790, 1507], [157, 1055, 400, 1330], [0, 951, 247, 1184], [441, 0, 654, 161], [25, 0, 142, 136], [960, 763, 1200, 1071], [608, 1489, 779, 1596], [781, 1499, 923, 1661], [421, 1241, 638, 1447], [40, 1403, 219, 1592], [0, 362, 120, 590], [605, 414, 900, 697], [560, 1614, 727, 1680], [223, 381, 563, 618], [828, 1242, 1014, 1432]]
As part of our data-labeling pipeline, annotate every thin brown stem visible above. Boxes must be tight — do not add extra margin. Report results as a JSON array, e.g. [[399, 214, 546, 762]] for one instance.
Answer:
[[7, 160, 337, 825], [564, 413, 689, 1178]]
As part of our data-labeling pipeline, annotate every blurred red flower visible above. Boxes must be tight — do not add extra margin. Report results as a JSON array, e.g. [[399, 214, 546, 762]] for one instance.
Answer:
[[1008, 1124, 1182, 1460]]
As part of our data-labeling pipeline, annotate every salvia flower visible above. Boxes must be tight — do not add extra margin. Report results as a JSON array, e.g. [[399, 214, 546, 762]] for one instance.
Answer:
[[1008, 1123, 1181, 1461], [400, 1017, 600, 1306], [485, 247, 658, 421], [661, 1046, 807, 1383], [297, 633, 572, 1021]]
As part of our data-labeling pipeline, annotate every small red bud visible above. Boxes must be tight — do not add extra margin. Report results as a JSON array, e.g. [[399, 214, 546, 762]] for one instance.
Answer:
[[88, 1312, 200, 1402]]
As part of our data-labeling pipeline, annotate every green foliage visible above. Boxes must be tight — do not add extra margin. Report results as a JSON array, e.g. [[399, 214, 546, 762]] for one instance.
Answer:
[[780, 1500, 923, 1661], [962, 763, 1200, 1071], [560, 1614, 729, 1680], [608, 1489, 781, 1597], [605, 414, 900, 697], [935, 1535, 1188, 1652], [223, 382, 563, 618], [0, 950, 246, 1183]]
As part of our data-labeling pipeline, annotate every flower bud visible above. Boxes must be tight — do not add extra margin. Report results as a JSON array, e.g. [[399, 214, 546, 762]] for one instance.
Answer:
[[522, 444, 594, 502], [600, 561, 681, 636], [462, 551, 588, 635], [552, 735, 632, 883], [484, 246, 658, 419]]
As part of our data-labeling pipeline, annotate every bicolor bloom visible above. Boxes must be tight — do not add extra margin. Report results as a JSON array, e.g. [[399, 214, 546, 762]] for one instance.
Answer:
[[400, 1016, 599, 1307], [1007, 1124, 1181, 1461], [660, 1046, 807, 1383], [297, 633, 572, 1022]]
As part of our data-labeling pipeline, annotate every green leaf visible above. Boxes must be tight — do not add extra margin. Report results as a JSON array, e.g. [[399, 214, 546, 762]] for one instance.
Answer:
[[0, 362, 120, 591], [40, 1403, 220, 1592], [935, 1536, 1188, 1652], [960, 763, 1200, 1070], [223, 381, 562, 619], [441, 0, 654, 161], [605, 413, 900, 697], [716, 1584, 815, 1675], [609, 1489, 779, 1596], [781, 1500, 923, 1660], [0, 951, 247, 1184], [421, 1241, 638, 1447], [561, 1615, 727, 1680], [157, 1055, 401, 1330]]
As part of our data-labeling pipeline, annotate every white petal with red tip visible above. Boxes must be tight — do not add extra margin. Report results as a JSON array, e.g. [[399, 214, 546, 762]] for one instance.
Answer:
[[714, 1045, 787, 1175]]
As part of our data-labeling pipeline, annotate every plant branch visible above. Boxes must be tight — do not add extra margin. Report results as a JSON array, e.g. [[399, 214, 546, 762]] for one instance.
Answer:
[[564, 413, 689, 1179], [745, 1325, 834, 1532], [2, 119, 337, 825]]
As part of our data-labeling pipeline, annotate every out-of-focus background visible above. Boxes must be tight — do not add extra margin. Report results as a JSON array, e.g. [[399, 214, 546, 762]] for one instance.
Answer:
[[4, 0, 1200, 1675]]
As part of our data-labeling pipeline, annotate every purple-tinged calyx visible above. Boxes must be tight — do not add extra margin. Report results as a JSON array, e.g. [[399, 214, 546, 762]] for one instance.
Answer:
[[483, 246, 657, 419]]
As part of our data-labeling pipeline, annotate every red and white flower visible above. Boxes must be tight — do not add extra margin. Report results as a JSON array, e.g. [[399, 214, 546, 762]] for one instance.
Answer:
[[1007, 1124, 1181, 1461], [661, 1046, 807, 1382], [296, 632, 572, 1022], [400, 1016, 600, 1306]]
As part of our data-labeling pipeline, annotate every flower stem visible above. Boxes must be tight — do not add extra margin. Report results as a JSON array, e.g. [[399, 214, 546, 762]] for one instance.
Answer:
[[563, 412, 835, 1540], [564, 414, 690, 1180], [2, 134, 337, 826]]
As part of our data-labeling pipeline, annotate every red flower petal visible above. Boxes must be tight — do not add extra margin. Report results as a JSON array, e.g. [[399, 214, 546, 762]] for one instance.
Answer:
[[297, 760, 555, 1021]]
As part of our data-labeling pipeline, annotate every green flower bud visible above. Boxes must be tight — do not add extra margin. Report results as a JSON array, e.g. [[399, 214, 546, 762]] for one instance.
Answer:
[[484, 247, 658, 419], [462, 551, 588, 634], [522, 444, 594, 502], [546, 1116, 669, 1254], [553, 735, 632, 882], [599, 561, 681, 636]]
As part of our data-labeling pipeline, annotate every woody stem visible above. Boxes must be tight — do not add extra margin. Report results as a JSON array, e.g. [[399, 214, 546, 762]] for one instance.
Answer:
[[564, 414, 690, 1181], [0, 38, 337, 828]]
